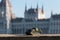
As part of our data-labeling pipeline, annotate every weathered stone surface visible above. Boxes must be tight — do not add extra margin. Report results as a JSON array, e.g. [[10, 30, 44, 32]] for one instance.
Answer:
[[0, 34, 60, 40]]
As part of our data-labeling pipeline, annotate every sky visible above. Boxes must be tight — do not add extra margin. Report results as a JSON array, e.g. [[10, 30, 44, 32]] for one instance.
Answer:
[[4, 0, 60, 18]]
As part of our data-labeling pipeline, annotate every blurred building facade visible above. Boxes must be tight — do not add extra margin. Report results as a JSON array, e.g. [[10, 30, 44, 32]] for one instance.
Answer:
[[0, 0, 60, 34]]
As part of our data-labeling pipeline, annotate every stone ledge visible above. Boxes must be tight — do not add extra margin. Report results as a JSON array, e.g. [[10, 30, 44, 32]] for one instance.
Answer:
[[0, 34, 60, 37], [0, 34, 60, 40]]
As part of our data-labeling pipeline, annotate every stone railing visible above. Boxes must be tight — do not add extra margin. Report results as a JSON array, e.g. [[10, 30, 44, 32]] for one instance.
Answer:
[[0, 34, 60, 40]]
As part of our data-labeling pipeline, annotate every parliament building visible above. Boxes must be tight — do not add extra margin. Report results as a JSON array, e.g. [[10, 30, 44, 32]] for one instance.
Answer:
[[0, 0, 60, 34]]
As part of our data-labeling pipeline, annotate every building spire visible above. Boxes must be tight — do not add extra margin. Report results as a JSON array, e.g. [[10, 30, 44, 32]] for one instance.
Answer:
[[42, 5, 44, 13], [37, 3, 38, 9], [51, 11, 53, 16], [31, 4, 32, 9], [25, 3, 27, 12]]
